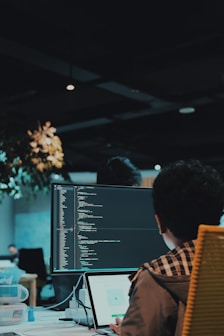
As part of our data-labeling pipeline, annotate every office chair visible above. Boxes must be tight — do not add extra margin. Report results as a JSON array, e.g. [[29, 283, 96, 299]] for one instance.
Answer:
[[181, 224, 224, 336], [18, 248, 49, 304], [18, 248, 47, 281]]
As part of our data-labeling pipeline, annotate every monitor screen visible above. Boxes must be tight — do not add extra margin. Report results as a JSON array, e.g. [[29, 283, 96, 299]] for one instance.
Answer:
[[50, 183, 167, 274], [0, 255, 14, 261]]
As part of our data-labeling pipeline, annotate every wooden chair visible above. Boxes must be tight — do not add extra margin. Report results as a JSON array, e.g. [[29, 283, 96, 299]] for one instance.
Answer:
[[182, 224, 224, 336]]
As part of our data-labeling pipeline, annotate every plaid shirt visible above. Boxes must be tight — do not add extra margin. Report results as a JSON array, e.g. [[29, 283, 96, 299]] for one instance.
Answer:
[[130, 240, 196, 286], [148, 240, 196, 276]]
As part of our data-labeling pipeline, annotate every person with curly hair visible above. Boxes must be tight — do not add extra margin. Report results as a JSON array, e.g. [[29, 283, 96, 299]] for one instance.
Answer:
[[110, 159, 224, 336]]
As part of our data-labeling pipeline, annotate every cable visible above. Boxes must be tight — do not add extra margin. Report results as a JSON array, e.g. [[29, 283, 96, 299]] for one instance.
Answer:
[[76, 298, 92, 329], [37, 273, 84, 311]]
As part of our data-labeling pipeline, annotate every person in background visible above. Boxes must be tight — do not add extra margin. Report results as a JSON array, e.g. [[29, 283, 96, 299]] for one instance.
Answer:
[[8, 243, 20, 264], [110, 159, 224, 336], [96, 156, 142, 186]]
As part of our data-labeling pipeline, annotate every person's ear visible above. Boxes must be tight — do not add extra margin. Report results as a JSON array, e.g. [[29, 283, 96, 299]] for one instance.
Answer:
[[155, 214, 167, 234]]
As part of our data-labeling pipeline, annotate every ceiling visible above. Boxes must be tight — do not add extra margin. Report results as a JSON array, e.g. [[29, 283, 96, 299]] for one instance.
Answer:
[[1, 1, 224, 176]]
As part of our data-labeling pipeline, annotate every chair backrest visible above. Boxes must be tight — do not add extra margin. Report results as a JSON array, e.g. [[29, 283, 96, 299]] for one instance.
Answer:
[[182, 224, 224, 336], [18, 248, 47, 281]]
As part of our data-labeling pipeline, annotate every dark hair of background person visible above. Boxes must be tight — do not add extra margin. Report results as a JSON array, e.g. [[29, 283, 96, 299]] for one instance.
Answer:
[[96, 156, 142, 186], [152, 159, 224, 241]]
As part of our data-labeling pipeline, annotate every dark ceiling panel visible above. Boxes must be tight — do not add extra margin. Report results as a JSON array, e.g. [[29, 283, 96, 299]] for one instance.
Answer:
[[1, 1, 224, 176]]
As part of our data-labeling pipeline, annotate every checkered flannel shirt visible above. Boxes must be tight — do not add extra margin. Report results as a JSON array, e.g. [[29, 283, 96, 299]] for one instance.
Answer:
[[148, 240, 196, 276], [130, 240, 197, 286]]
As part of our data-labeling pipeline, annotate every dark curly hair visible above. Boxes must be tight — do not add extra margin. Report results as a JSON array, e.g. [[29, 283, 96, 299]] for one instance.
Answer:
[[97, 156, 142, 186], [152, 159, 224, 241]]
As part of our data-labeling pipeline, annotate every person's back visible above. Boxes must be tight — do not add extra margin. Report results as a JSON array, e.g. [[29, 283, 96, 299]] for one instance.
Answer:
[[110, 159, 224, 336], [96, 156, 142, 186]]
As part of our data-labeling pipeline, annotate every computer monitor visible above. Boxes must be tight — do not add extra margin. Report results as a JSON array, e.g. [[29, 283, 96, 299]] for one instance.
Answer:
[[0, 255, 14, 261], [50, 183, 168, 274]]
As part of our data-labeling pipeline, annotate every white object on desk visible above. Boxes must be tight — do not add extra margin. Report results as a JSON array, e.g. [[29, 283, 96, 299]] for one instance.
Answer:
[[0, 308, 94, 335], [65, 287, 93, 323], [0, 303, 27, 326], [0, 260, 14, 268], [0, 284, 29, 304]]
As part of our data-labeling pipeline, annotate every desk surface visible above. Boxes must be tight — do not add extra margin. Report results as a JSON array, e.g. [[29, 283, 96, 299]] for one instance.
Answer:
[[0, 308, 96, 335], [20, 274, 38, 280]]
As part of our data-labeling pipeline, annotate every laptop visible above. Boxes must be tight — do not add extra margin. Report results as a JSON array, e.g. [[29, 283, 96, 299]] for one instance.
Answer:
[[84, 270, 135, 334]]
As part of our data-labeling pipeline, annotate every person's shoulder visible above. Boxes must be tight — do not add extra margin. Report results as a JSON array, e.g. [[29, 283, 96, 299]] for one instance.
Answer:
[[129, 263, 155, 288]]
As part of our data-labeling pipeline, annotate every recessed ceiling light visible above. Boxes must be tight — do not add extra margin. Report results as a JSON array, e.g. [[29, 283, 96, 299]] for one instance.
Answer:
[[154, 164, 161, 171], [66, 83, 75, 91], [179, 107, 195, 114]]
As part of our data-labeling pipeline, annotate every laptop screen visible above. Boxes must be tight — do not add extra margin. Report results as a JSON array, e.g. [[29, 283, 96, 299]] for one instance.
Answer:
[[84, 270, 134, 329]]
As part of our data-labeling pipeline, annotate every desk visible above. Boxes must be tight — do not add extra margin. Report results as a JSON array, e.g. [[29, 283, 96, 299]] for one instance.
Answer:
[[19, 274, 38, 307], [0, 308, 94, 335]]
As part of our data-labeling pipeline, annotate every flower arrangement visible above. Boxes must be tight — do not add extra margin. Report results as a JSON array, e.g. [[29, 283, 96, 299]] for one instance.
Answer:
[[0, 121, 65, 202]]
